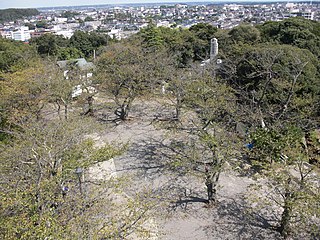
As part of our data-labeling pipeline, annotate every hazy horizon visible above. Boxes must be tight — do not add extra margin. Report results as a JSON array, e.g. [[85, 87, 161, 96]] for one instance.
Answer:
[[0, 0, 309, 10]]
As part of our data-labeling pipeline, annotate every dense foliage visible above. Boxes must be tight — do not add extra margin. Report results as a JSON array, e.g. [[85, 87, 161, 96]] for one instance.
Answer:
[[258, 17, 320, 57], [30, 31, 109, 59]]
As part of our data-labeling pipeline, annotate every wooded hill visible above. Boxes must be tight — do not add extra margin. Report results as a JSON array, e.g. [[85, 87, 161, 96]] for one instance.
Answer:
[[0, 8, 39, 22], [0, 17, 319, 239]]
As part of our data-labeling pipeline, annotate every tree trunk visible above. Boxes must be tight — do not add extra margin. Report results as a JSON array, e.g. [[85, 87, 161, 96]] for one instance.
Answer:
[[115, 106, 128, 121], [87, 96, 94, 116], [35, 103, 44, 120], [175, 104, 181, 121], [64, 103, 68, 120], [56, 101, 61, 120], [206, 179, 214, 203], [84, 96, 94, 116], [279, 196, 293, 239], [115, 98, 133, 121], [121, 108, 128, 121], [205, 162, 221, 204], [175, 94, 182, 121], [279, 179, 295, 239]]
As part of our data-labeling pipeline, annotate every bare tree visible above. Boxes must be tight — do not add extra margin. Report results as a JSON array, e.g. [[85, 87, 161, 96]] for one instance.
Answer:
[[164, 68, 241, 204], [96, 44, 152, 121], [249, 129, 320, 239], [0, 118, 156, 239]]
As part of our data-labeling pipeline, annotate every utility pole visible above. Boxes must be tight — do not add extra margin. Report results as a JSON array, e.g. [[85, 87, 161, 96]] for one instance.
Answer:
[[75, 167, 83, 194]]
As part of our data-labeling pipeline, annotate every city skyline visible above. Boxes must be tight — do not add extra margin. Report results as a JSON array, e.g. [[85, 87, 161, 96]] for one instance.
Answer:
[[0, 0, 305, 9]]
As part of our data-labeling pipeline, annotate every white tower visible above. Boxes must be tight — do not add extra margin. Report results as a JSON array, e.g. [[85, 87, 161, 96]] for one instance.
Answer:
[[210, 38, 218, 60]]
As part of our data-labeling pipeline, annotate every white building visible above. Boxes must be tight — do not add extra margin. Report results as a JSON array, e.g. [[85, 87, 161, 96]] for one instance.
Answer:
[[84, 21, 102, 30], [157, 21, 170, 27], [0, 30, 12, 39], [11, 26, 31, 41], [55, 17, 68, 23], [300, 10, 314, 20], [108, 28, 122, 40], [55, 30, 74, 39]]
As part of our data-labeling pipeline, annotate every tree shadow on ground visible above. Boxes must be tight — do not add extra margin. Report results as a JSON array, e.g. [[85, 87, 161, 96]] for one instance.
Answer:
[[171, 196, 208, 211], [176, 196, 208, 204], [115, 137, 189, 177], [115, 140, 166, 174], [94, 99, 175, 125], [113, 136, 212, 208], [204, 196, 282, 240], [109, 124, 284, 239]]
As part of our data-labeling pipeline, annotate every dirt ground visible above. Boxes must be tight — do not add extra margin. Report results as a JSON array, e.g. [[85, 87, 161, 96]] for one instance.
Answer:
[[89, 98, 283, 240]]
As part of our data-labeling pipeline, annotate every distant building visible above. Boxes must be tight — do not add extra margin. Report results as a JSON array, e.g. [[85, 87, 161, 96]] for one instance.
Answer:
[[299, 10, 314, 20], [0, 30, 12, 39], [55, 30, 74, 39], [11, 26, 31, 41], [283, 10, 315, 20], [108, 28, 122, 40], [157, 21, 170, 27], [30, 31, 47, 38], [55, 17, 68, 23], [84, 21, 101, 30]]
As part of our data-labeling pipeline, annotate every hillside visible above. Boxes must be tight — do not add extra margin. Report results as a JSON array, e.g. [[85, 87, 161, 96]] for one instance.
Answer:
[[0, 8, 39, 22], [0, 18, 319, 239]]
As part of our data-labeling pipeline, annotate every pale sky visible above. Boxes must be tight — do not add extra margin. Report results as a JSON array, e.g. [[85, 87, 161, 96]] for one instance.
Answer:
[[0, 0, 290, 9], [1, 0, 209, 9]]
